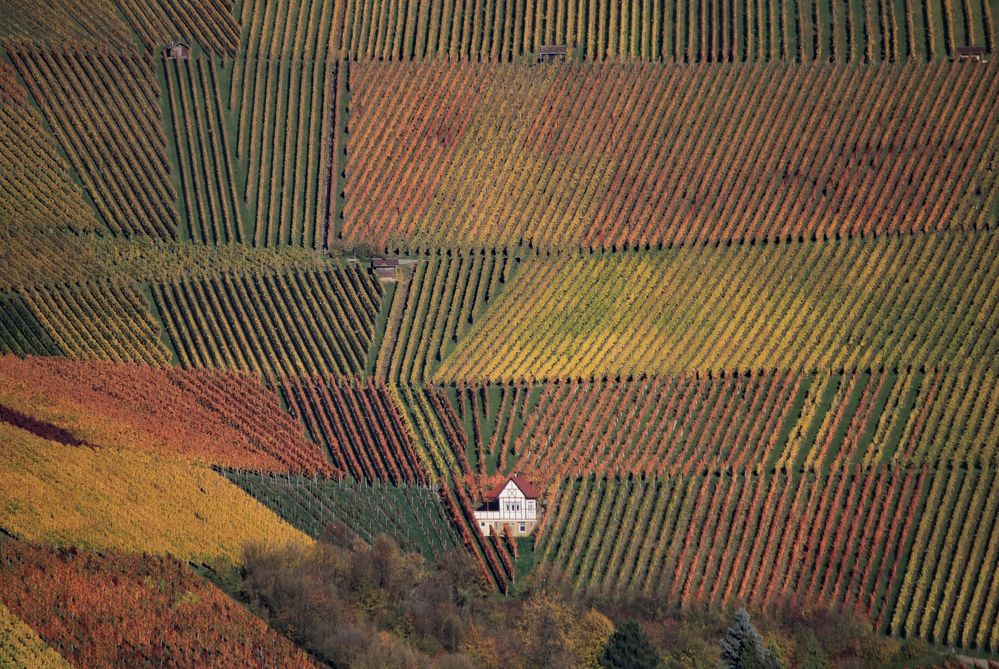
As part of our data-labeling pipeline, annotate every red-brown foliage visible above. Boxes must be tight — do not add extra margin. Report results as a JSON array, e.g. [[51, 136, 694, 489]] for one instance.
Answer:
[[281, 375, 425, 483], [0, 355, 332, 474], [0, 541, 318, 668], [0, 61, 26, 105]]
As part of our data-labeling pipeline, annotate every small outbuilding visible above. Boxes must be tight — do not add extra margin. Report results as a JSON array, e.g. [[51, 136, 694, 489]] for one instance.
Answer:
[[473, 475, 540, 537], [370, 257, 399, 282], [164, 40, 191, 60], [954, 45, 988, 62], [537, 45, 568, 64]]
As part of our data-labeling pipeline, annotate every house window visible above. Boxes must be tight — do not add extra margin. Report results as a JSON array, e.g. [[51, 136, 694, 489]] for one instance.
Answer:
[[519, 524, 526, 533], [480, 522, 485, 527]]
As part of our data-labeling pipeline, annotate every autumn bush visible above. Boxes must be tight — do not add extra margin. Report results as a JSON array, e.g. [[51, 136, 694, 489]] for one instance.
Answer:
[[240, 526, 613, 668]]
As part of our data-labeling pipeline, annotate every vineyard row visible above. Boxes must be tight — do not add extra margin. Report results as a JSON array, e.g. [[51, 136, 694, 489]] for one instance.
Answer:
[[0, 63, 101, 234], [442, 368, 999, 490], [280, 375, 426, 483], [9, 47, 179, 240], [230, 53, 346, 248], [375, 253, 513, 384], [162, 52, 244, 245], [17, 281, 170, 365]]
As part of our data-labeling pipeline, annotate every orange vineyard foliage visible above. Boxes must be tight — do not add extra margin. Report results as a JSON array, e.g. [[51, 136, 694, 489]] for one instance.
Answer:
[[0, 355, 333, 474], [0, 541, 318, 668]]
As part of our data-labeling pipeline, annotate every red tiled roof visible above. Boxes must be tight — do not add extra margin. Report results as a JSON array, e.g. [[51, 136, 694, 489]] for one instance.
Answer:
[[485, 475, 539, 500]]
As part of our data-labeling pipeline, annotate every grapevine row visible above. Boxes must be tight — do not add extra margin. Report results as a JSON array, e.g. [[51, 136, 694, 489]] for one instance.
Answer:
[[231, 53, 345, 247], [18, 281, 170, 365], [0, 295, 61, 357], [534, 468, 999, 651], [239, 0, 996, 62], [162, 53, 244, 245], [0, 63, 101, 234], [374, 253, 513, 384], [116, 0, 240, 56], [280, 375, 427, 483], [0, 0, 134, 48]]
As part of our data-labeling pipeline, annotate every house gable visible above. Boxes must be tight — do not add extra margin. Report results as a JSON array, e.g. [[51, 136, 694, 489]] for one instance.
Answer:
[[484, 475, 539, 501]]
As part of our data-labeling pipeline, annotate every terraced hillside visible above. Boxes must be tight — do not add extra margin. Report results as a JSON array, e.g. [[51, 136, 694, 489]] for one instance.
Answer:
[[1, 0, 998, 663]]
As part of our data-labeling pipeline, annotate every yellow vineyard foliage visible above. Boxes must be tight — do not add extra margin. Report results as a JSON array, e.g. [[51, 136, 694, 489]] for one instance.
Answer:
[[0, 424, 310, 564], [0, 602, 70, 669], [439, 231, 999, 380]]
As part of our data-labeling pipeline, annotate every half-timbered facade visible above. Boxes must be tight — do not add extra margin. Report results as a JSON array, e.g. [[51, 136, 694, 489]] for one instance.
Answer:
[[473, 476, 539, 537]]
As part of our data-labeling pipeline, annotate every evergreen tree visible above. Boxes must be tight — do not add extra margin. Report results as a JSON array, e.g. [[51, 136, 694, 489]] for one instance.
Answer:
[[599, 620, 664, 669], [720, 609, 783, 669]]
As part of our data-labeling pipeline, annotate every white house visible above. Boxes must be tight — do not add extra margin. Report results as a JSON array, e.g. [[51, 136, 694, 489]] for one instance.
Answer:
[[473, 475, 540, 537]]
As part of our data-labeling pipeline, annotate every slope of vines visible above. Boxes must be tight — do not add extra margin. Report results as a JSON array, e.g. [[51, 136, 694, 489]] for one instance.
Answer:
[[162, 53, 244, 244], [9, 47, 179, 239], [0, 294, 61, 357], [0, 0, 133, 47], [443, 367, 999, 492], [0, 61, 101, 234], [345, 61, 999, 251], [539, 467, 999, 652], [19, 281, 170, 365], [224, 471, 460, 559], [440, 231, 999, 379], [237, 0, 997, 62], [116, 0, 240, 55], [0, 423, 309, 563], [375, 253, 513, 384], [0, 541, 317, 667], [0, 601, 70, 669], [0, 355, 332, 474], [280, 375, 427, 483], [230, 52, 345, 247], [151, 265, 380, 378]]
